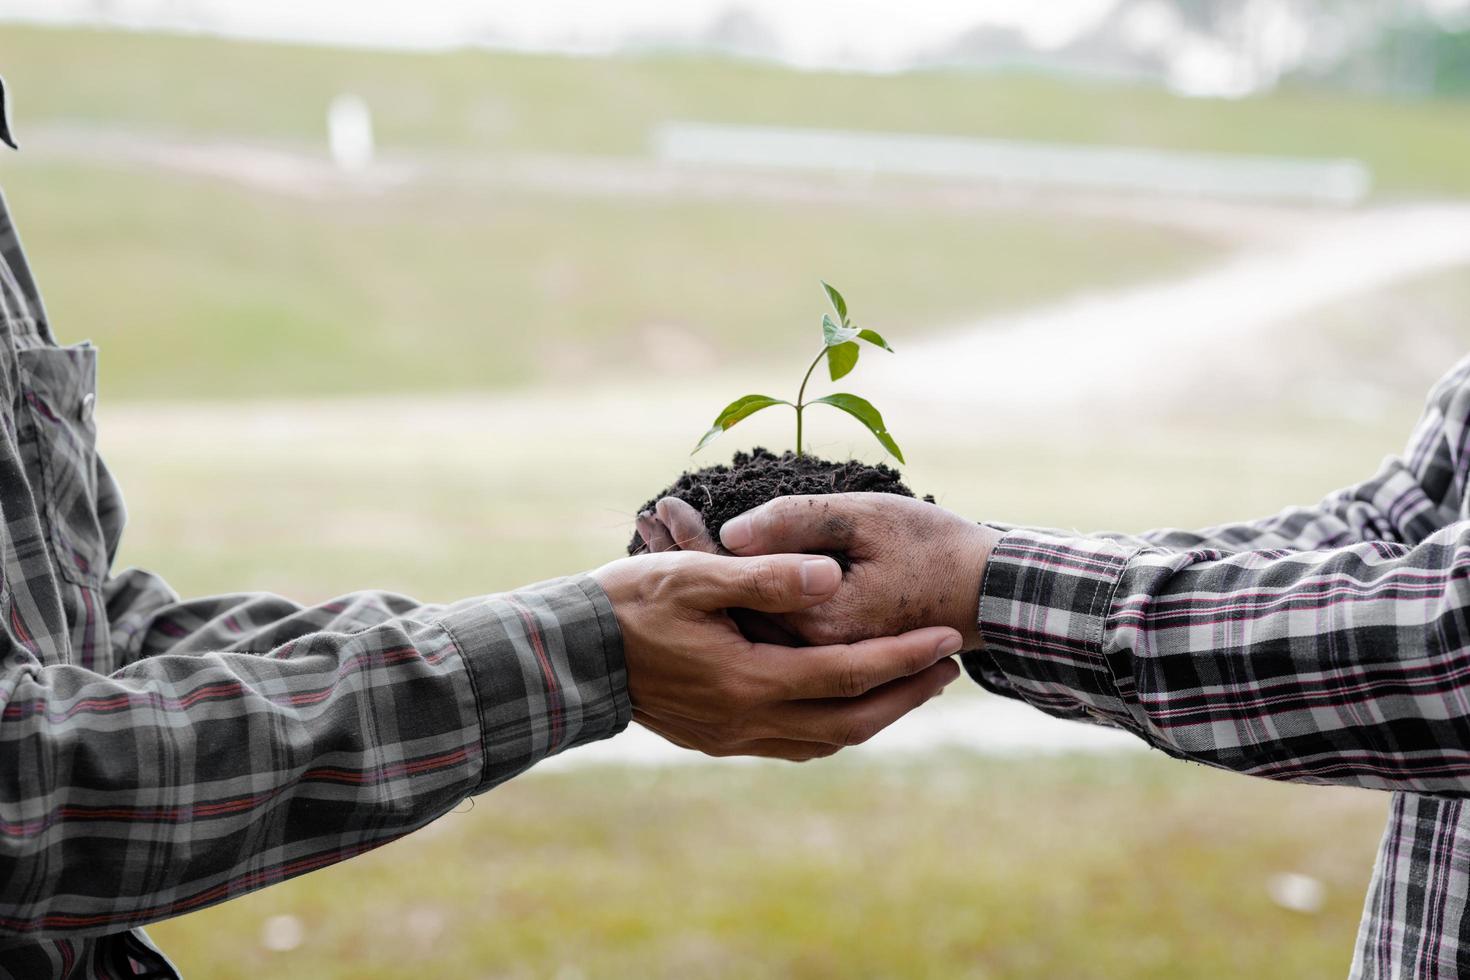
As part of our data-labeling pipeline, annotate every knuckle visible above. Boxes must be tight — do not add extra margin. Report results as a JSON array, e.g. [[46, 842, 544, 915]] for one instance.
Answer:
[[901, 641, 932, 675], [836, 649, 869, 698], [841, 717, 882, 747], [765, 498, 799, 536], [722, 712, 759, 741], [739, 671, 781, 710], [741, 561, 790, 606], [713, 668, 760, 712]]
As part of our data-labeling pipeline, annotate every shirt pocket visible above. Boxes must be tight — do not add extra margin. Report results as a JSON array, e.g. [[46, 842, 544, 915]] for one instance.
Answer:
[[16, 344, 106, 587]]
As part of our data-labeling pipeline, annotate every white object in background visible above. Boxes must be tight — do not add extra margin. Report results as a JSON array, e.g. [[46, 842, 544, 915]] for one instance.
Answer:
[[327, 93, 375, 173], [259, 914, 307, 952], [653, 121, 1372, 206], [1266, 872, 1327, 914]]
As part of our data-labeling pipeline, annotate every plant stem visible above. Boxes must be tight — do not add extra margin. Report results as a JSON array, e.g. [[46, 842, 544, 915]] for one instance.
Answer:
[[794, 346, 826, 457]]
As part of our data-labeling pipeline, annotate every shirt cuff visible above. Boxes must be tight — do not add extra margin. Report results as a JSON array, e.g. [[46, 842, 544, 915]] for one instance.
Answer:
[[961, 529, 1144, 734], [437, 574, 631, 793]]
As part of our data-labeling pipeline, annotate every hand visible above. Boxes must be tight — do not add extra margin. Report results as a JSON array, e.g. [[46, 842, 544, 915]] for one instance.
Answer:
[[713, 493, 1002, 651], [637, 499, 809, 645], [592, 549, 963, 760], [635, 497, 724, 556]]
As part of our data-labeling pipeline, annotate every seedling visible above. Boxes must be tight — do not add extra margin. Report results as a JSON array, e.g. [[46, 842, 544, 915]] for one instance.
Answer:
[[693, 281, 904, 463]]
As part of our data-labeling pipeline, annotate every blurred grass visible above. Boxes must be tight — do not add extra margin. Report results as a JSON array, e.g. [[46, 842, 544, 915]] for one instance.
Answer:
[[98, 395, 1424, 602], [4, 24, 1470, 198], [93, 341, 1434, 977], [146, 753, 1387, 980], [0, 161, 1217, 401]]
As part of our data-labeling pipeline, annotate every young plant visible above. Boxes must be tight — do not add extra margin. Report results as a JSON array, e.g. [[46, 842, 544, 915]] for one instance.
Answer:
[[694, 281, 904, 463]]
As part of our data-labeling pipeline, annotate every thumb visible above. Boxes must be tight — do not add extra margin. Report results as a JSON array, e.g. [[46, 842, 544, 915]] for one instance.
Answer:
[[681, 552, 843, 614], [719, 494, 861, 556]]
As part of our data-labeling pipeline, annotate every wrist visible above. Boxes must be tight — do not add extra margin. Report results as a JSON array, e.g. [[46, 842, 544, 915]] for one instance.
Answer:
[[944, 521, 1001, 651]]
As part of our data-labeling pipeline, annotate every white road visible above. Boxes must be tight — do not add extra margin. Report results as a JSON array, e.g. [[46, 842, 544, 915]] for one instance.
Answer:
[[867, 204, 1470, 416], [535, 692, 1143, 772]]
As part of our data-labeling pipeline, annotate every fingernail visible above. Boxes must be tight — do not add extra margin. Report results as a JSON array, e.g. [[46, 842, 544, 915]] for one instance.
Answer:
[[721, 515, 753, 550], [800, 557, 840, 595], [635, 515, 655, 544], [936, 634, 964, 658]]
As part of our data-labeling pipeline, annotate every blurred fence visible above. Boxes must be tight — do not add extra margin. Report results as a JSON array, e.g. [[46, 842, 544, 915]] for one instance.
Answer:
[[653, 121, 1374, 205]]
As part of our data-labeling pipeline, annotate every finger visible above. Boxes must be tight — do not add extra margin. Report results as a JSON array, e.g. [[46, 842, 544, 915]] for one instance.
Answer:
[[638, 714, 838, 762], [759, 626, 963, 701], [731, 608, 807, 647], [702, 738, 838, 761], [719, 494, 871, 556], [636, 512, 678, 553], [679, 552, 844, 614], [634, 513, 669, 553], [655, 497, 722, 554], [758, 658, 960, 746]]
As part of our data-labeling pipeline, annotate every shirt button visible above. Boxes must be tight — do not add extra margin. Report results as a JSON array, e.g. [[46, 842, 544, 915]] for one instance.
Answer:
[[80, 392, 96, 421]]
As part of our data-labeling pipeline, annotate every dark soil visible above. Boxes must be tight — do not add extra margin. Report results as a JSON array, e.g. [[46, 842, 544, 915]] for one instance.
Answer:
[[628, 447, 931, 557]]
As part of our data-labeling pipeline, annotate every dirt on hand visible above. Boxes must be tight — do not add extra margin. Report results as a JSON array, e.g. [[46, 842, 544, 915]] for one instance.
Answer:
[[628, 447, 929, 557]]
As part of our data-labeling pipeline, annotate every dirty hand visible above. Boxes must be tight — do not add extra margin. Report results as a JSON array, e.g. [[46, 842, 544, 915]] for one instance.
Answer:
[[709, 493, 1001, 651], [592, 549, 963, 760], [636, 498, 810, 644], [635, 497, 726, 556]]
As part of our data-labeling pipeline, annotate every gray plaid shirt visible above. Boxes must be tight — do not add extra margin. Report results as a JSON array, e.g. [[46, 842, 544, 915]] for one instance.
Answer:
[[0, 178, 630, 975], [967, 354, 1470, 976]]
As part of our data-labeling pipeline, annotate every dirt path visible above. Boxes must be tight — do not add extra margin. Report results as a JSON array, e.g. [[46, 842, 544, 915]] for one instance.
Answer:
[[866, 202, 1470, 416]]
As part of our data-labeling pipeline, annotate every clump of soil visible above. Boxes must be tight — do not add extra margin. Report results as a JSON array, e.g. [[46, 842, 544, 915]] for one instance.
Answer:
[[628, 447, 931, 557]]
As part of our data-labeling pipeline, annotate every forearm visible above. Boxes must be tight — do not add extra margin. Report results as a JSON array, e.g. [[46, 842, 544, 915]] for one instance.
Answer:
[[969, 524, 1470, 795], [0, 575, 628, 938]]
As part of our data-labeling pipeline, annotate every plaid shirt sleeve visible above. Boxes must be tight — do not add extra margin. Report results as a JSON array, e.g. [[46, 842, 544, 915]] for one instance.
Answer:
[[0, 573, 629, 938], [965, 355, 1470, 794]]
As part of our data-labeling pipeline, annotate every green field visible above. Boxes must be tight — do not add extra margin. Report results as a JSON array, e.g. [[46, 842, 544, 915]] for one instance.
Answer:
[[5, 24, 1470, 197], [97, 387, 1420, 978], [147, 753, 1389, 980], [2, 21, 1468, 979], [3, 23, 1468, 402], [0, 160, 1216, 401]]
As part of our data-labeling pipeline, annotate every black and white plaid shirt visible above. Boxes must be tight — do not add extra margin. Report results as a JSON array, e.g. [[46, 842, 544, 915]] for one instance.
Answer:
[[0, 178, 629, 976], [967, 353, 1470, 977]]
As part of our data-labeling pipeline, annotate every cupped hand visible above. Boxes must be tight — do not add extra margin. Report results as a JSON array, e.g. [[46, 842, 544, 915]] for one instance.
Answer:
[[592, 549, 963, 760], [707, 493, 1000, 651]]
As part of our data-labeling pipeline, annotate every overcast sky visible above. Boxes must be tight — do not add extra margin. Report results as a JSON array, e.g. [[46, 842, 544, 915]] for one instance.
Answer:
[[5, 0, 1469, 94], [0, 0, 1123, 67]]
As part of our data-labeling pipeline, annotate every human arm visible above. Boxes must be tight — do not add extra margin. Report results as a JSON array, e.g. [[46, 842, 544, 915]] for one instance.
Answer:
[[3, 553, 959, 938], [0, 572, 624, 939], [720, 490, 1470, 796], [708, 359, 1470, 795]]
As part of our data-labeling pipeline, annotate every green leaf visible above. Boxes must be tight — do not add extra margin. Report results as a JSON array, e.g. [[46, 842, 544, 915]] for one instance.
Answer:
[[822, 313, 859, 348], [821, 280, 848, 323], [826, 341, 859, 381], [857, 328, 893, 352], [692, 394, 791, 454], [811, 392, 905, 464]]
